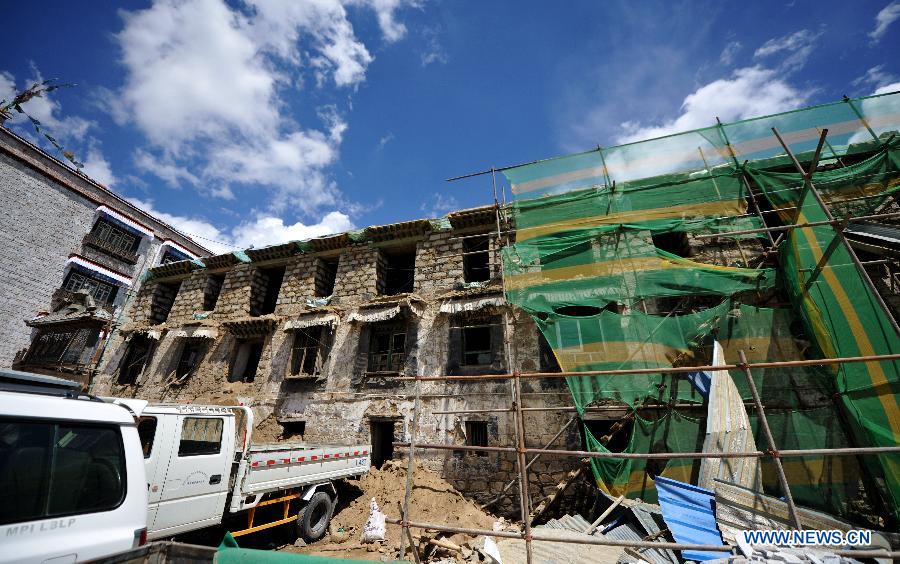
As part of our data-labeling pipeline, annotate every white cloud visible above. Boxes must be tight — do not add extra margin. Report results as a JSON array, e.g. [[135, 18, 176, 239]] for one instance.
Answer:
[[615, 66, 811, 144], [82, 145, 117, 186], [420, 25, 448, 66], [753, 29, 821, 72], [420, 193, 458, 218], [133, 149, 200, 188], [128, 197, 355, 254], [377, 131, 395, 149], [875, 81, 900, 95], [870, 1, 900, 42], [719, 41, 742, 66], [112, 0, 414, 216], [853, 65, 899, 93]]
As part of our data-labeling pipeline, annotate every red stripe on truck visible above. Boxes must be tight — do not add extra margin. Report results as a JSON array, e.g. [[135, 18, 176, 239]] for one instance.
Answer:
[[267, 460, 276, 466], [297, 457, 305, 462], [354, 451, 359, 455], [311, 455, 318, 460], [282, 458, 291, 464], [251, 461, 259, 468]]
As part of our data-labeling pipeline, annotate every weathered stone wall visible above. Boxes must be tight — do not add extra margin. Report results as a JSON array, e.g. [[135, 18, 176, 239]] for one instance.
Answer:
[[92, 220, 586, 515]]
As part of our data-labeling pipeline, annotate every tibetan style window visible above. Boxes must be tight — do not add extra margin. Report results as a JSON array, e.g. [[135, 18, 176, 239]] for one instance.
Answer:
[[92, 219, 139, 255], [25, 327, 99, 366], [118, 334, 155, 385], [174, 340, 205, 381], [367, 323, 407, 374], [63, 271, 118, 305], [465, 421, 488, 456], [463, 235, 491, 283], [289, 327, 327, 378], [448, 314, 505, 376]]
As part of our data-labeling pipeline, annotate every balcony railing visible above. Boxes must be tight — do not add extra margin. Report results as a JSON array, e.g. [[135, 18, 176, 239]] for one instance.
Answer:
[[82, 232, 139, 264]]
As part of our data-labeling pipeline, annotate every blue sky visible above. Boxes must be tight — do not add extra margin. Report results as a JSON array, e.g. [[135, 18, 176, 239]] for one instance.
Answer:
[[2, 1, 899, 253]]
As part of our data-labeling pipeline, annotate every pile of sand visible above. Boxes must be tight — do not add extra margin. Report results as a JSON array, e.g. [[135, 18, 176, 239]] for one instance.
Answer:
[[330, 460, 497, 547]]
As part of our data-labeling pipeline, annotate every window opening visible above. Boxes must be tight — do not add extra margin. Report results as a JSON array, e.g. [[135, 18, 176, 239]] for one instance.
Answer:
[[463, 235, 491, 282], [252, 266, 285, 316], [202, 274, 225, 311], [0, 419, 126, 525], [160, 251, 184, 265], [554, 305, 603, 317], [315, 258, 338, 297], [281, 421, 306, 440], [137, 417, 157, 458], [25, 327, 98, 366], [174, 340, 205, 381], [465, 421, 488, 456], [229, 339, 264, 383], [118, 334, 154, 385], [538, 332, 561, 373], [582, 417, 633, 454], [92, 219, 138, 254], [370, 420, 395, 469], [380, 249, 415, 295], [651, 231, 691, 257], [178, 417, 223, 457], [290, 327, 325, 377], [368, 323, 406, 373], [149, 281, 181, 324], [462, 326, 492, 366], [63, 271, 118, 306]]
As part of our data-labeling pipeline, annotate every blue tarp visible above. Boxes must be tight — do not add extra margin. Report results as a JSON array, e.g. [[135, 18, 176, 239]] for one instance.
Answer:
[[654, 476, 726, 561]]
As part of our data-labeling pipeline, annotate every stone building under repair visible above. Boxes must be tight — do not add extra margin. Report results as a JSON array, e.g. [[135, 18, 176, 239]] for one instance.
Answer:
[[91, 92, 900, 526]]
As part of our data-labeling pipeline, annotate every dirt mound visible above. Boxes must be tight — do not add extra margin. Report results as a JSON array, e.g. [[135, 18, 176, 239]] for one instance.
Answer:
[[330, 460, 497, 547]]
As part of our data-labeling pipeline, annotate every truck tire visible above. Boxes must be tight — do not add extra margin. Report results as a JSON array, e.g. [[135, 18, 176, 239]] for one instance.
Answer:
[[298, 491, 333, 542]]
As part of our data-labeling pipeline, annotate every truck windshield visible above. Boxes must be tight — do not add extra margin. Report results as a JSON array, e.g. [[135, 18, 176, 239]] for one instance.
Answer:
[[0, 419, 126, 525]]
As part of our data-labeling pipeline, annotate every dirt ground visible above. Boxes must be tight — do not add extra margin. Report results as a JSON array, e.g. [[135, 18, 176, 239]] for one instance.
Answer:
[[281, 460, 500, 561]]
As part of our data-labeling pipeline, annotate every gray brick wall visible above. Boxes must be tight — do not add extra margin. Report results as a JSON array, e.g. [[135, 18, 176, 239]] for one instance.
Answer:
[[0, 153, 97, 365]]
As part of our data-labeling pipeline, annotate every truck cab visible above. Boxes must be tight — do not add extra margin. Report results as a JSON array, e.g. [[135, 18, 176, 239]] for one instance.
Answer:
[[125, 403, 237, 539], [0, 370, 148, 563]]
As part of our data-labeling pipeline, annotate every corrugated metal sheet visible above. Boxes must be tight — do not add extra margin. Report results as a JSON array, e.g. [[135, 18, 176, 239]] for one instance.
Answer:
[[496, 528, 625, 564], [654, 476, 726, 561]]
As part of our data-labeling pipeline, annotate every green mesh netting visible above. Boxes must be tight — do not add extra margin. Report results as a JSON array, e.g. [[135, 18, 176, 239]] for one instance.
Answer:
[[500, 91, 900, 521]]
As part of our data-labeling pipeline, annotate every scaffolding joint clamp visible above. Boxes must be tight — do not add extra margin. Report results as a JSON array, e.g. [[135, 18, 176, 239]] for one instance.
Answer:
[[767, 448, 780, 458]]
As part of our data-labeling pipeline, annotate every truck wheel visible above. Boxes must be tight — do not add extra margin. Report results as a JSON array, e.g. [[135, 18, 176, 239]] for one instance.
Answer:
[[298, 491, 333, 542]]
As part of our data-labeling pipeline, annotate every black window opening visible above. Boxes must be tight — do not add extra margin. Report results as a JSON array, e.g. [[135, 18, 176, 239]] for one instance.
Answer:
[[370, 420, 395, 469], [290, 326, 326, 377], [160, 251, 185, 265], [315, 258, 338, 297], [380, 249, 415, 295], [281, 421, 306, 440], [0, 419, 126, 525], [252, 266, 286, 316], [25, 327, 100, 366], [137, 416, 157, 458], [652, 231, 692, 257], [465, 421, 488, 456], [448, 315, 504, 376], [202, 274, 225, 311], [463, 235, 491, 283], [538, 332, 561, 373], [149, 281, 181, 324], [118, 334, 155, 385], [63, 270, 119, 306], [92, 219, 139, 254], [367, 323, 407, 374], [229, 339, 265, 383], [174, 340, 205, 381], [178, 417, 223, 457], [581, 418, 633, 454]]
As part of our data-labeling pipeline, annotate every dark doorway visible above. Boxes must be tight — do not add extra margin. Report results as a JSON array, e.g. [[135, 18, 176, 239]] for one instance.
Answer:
[[370, 420, 396, 469]]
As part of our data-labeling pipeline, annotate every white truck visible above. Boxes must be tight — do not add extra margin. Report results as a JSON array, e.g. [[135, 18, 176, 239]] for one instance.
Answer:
[[1, 369, 371, 562], [111, 399, 371, 542]]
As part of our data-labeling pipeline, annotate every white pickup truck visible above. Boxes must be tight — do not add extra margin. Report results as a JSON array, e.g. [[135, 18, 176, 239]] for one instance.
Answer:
[[111, 399, 371, 542]]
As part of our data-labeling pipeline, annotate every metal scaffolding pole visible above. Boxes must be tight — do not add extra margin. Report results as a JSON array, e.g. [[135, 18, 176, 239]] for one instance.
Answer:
[[395, 352, 900, 382], [737, 350, 802, 530], [512, 371, 534, 563], [771, 126, 900, 336]]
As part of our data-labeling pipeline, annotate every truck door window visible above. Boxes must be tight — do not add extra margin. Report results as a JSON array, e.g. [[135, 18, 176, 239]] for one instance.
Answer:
[[137, 416, 157, 458], [178, 417, 223, 457], [0, 419, 126, 525]]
